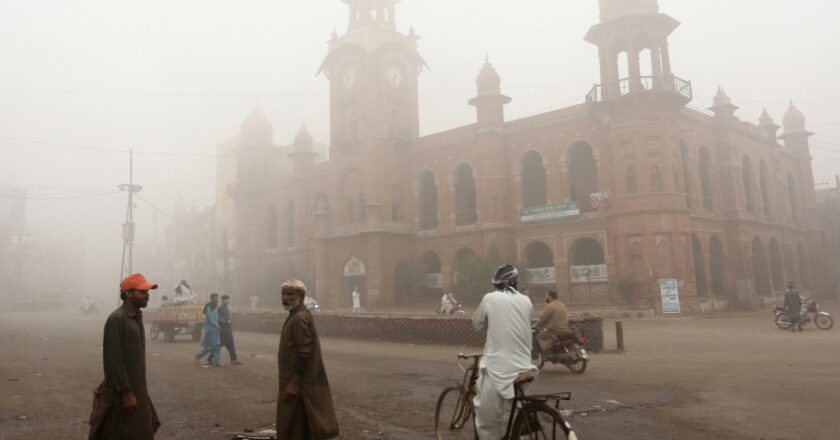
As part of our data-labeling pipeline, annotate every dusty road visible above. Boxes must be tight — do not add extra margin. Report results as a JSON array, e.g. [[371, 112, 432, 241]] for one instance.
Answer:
[[2, 309, 839, 439]]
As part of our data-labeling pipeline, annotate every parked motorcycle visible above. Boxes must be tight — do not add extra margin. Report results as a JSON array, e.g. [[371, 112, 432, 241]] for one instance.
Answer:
[[532, 327, 589, 374], [304, 297, 321, 313], [774, 298, 833, 330], [434, 303, 466, 315]]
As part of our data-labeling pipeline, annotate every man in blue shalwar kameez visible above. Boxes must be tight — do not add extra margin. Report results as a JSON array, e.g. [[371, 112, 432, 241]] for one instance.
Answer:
[[195, 293, 221, 367]]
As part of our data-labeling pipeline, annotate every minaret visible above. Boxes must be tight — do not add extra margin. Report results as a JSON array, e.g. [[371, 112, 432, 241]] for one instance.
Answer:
[[468, 56, 511, 130], [585, 0, 684, 101], [289, 123, 318, 176], [758, 108, 780, 140], [708, 87, 738, 124]]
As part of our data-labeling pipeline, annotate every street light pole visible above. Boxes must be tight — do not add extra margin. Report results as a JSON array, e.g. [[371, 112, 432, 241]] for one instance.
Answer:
[[119, 149, 142, 282]]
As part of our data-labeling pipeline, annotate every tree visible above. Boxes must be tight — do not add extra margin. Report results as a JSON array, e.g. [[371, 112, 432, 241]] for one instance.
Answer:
[[452, 246, 513, 305], [394, 260, 428, 305]]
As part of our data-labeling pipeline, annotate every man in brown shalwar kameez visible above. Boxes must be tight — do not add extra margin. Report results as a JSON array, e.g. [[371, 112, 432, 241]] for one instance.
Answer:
[[88, 273, 161, 440], [276, 279, 339, 440]]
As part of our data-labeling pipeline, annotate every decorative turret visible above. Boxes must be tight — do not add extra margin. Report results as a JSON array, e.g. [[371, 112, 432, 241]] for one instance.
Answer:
[[289, 123, 318, 175], [468, 56, 511, 130], [782, 100, 807, 134], [708, 87, 738, 121], [759, 108, 780, 139], [293, 123, 315, 153], [239, 108, 273, 147]]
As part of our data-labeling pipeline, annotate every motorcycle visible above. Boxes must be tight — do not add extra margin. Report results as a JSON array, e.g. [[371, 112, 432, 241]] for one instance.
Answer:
[[532, 327, 589, 374], [304, 297, 321, 313], [774, 298, 833, 330], [434, 303, 466, 315]]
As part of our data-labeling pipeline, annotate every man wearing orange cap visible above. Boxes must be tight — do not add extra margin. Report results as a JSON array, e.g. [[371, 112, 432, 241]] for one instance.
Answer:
[[88, 273, 161, 440]]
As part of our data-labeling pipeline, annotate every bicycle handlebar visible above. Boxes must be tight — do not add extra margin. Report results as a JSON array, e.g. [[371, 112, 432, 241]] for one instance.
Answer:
[[457, 353, 483, 360]]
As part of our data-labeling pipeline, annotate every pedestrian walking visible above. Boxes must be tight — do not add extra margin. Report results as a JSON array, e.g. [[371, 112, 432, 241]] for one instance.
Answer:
[[218, 294, 242, 365], [277, 279, 339, 439], [195, 293, 221, 367], [351, 286, 361, 313], [88, 273, 161, 440]]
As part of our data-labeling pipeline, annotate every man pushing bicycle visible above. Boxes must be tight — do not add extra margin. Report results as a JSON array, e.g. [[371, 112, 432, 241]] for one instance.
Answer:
[[472, 264, 538, 439]]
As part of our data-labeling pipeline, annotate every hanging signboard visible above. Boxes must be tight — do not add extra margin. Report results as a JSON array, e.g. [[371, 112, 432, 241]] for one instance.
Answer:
[[526, 267, 557, 285], [570, 264, 608, 284], [521, 202, 580, 225], [424, 273, 443, 289], [590, 191, 611, 209], [343, 256, 366, 277], [658, 278, 681, 314]]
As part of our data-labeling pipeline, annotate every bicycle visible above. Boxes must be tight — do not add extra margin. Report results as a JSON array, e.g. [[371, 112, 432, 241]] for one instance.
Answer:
[[434, 353, 578, 440]]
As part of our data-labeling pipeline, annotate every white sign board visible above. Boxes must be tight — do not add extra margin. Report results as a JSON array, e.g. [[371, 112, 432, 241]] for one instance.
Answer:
[[658, 278, 681, 314], [570, 264, 608, 284], [526, 267, 557, 285]]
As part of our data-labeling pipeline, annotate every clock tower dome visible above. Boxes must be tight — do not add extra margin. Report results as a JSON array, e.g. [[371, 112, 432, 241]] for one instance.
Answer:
[[319, 0, 425, 154]]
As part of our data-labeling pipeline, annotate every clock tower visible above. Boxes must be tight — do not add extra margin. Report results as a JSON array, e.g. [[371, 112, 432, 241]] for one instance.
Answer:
[[319, 0, 424, 153]]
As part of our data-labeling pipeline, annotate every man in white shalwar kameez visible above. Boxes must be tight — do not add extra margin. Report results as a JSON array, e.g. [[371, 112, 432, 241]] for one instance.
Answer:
[[472, 265, 537, 440]]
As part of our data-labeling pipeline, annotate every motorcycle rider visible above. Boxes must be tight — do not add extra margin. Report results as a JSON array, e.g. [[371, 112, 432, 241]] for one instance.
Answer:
[[472, 264, 537, 439], [440, 292, 458, 315], [533, 290, 575, 357], [784, 281, 803, 332]]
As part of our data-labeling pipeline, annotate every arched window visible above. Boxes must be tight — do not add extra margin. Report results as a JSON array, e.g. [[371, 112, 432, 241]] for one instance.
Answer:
[[312, 191, 330, 215], [752, 238, 771, 296], [709, 236, 726, 297], [453, 164, 477, 225], [418, 170, 439, 230], [759, 160, 771, 216], [769, 239, 784, 291], [625, 166, 637, 194], [567, 142, 598, 212], [699, 146, 713, 209], [650, 164, 664, 192], [742, 156, 756, 213], [655, 236, 674, 278], [680, 140, 692, 207], [788, 174, 798, 225], [452, 247, 477, 283], [520, 151, 547, 208], [342, 169, 365, 224], [524, 241, 556, 293], [265, 205, 278, 250], [571, 238, 605, 266], [286, 200, 295, 248], [420, 251, 443, 291], [692, 234, 707, 297]]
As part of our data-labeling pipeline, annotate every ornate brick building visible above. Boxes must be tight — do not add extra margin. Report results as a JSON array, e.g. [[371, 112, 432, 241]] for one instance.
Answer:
[[225, 0, 824, 309]]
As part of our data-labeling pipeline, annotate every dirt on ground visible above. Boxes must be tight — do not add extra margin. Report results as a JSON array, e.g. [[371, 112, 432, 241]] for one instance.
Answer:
[[1, 307, 838, 439]]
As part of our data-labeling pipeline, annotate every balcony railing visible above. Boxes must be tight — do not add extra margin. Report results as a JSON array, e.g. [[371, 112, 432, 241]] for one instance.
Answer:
[[586, 75, 692, 104]]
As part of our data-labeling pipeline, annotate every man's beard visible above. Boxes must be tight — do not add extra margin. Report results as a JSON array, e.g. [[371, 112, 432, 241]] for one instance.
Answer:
[[282, 298, 301, 311], [131, 297, 149, 309]]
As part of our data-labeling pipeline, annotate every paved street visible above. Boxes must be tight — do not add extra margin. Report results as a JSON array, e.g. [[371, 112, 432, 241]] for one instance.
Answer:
[[2, 309, 839, 439]]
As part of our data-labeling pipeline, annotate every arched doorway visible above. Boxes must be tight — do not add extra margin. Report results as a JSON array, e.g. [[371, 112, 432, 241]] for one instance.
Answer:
[[394, 260, 419, 305], [769, 239, 784, 292], [692, 234, 708, 298], [520, 151, 547, 208], [569, 237, 607, 304], [420, 251, 443, 298], [342, 256, 367, 309], [567, 142, 598, 212], [418, 170, 439, 230], [452, 247, 477, 284], [524, 241, 556, 297], [751, 238, 771, 296], [709, 236, 726, 297], [797, 243, 809, 289], [453, 164, 477, 225]]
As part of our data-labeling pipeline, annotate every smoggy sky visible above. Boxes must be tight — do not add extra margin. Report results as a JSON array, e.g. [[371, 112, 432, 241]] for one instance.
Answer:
[[1, 0, 838, 290]]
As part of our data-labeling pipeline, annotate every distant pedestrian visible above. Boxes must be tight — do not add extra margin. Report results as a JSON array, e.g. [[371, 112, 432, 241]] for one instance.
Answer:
[[351, 287, 361, 313], [784, 281, 803, 332], [195, 293, 221, 367], [276, 279, 339, 439], [218, 294, 241, 365], [250, 294, 259, 310], [88, 273, 161, 440]]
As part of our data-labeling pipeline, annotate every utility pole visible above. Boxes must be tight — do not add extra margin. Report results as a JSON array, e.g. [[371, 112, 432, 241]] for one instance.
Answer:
[[119, 150, 142, 282]]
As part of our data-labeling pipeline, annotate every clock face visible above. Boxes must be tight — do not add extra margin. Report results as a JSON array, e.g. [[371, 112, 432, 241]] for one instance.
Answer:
[[384, 63, 405, 89], [342, 67, 358, 91]]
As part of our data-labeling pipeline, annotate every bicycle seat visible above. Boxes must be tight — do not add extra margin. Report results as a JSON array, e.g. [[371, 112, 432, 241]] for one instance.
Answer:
[[515, 371, 537, 385]]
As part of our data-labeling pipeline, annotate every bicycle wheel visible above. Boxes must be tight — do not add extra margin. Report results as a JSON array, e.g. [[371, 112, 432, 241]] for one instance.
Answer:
[[435, 386, 476, 440], [511, 402, 575, 440], [815, 313, 834, 330], [775, 313, 792, 330]]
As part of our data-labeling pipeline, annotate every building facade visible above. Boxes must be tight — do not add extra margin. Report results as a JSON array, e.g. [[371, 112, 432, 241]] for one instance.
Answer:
[[225, 0, 825, 309]]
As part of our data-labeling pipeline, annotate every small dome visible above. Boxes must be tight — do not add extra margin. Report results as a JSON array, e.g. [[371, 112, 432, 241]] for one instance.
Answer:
[[293, 123, 314, 152], [783, 100, 806, 133], [712, 87, 732, 107], [476, 57, 501, 95], [240, 108, 273, 146], [759, 108, 775, 127], [599, 0, 659, 21]]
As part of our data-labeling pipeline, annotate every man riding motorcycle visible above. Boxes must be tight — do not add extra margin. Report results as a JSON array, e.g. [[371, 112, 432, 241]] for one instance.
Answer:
[[784, 281, 803, 332], [533, 290, 575, 357]]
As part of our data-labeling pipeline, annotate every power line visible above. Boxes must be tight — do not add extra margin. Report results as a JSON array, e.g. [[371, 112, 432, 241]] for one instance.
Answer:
[[0, 190, 122, 200], [136, 194, 195, 225]]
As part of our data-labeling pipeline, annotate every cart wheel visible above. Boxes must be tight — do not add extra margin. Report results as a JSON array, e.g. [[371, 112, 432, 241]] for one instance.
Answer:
[[150, 322, 160, 340]]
